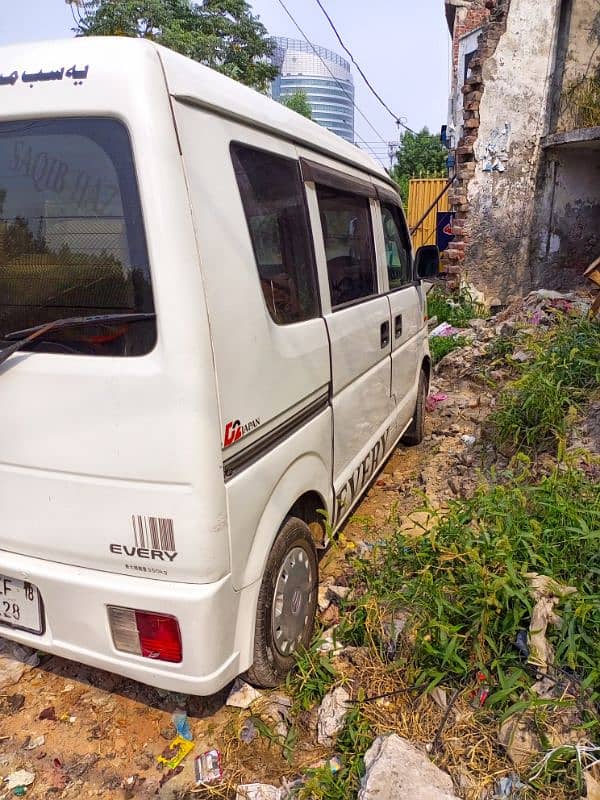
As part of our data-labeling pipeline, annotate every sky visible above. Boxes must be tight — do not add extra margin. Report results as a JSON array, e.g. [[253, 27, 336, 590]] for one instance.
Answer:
[[0, 0, 451, 168]]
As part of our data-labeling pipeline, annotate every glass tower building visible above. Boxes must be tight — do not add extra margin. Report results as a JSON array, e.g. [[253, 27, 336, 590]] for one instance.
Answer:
[[271, 37, 355, 143]]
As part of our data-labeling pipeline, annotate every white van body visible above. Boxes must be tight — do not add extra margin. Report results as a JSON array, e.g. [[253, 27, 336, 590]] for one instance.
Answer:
[[0, 37, 431, 694]]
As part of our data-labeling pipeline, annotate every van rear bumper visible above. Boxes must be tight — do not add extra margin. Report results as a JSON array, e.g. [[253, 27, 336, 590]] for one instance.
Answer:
[[0, 549, 256, 695]]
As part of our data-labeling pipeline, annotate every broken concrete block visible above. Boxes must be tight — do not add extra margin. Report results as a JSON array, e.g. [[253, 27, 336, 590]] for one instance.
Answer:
[[358, 735, 459, 800], [317, 686, 351, 746]]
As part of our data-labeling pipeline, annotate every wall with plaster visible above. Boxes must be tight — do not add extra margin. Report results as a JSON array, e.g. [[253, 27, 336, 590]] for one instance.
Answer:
[[463, 0, 562, 303], [530, 145, 600, 288]]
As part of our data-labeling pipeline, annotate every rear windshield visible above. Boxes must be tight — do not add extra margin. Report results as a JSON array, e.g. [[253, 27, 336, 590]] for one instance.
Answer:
[[0, 117, 155, 356]]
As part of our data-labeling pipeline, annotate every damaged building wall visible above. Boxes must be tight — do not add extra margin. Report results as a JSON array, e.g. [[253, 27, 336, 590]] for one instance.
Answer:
[[553, 0, 600, 132], [461, 0, 562, 304], [530, 144, 600, 288]]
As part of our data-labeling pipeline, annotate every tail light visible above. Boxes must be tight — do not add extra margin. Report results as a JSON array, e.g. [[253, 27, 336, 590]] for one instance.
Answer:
[[108, 606, 182, 663]]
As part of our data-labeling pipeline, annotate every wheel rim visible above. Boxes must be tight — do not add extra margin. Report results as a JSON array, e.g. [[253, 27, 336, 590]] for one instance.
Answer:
[[272, 545, 314, 657]]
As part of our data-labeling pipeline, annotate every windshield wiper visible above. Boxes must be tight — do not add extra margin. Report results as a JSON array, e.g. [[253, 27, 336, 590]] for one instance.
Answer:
[[0, 312, 155, 367]]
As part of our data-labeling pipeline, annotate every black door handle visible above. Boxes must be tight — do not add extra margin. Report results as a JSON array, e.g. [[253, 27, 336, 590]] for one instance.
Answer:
[[395, 314, 403, 339], [380, 320, 390, 349]]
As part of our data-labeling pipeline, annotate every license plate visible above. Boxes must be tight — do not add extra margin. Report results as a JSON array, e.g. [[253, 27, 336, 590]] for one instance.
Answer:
[[0, 575, 43, 634]]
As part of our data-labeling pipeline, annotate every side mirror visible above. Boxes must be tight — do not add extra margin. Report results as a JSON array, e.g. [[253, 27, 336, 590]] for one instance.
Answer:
[[414, 245, 440, 280]]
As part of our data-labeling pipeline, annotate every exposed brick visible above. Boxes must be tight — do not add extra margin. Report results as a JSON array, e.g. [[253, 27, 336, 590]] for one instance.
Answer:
[[464, 118, 480, 129]]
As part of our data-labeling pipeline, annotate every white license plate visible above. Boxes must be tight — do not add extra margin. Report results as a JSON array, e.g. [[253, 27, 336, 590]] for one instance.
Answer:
[[0, 575, 43, 634]]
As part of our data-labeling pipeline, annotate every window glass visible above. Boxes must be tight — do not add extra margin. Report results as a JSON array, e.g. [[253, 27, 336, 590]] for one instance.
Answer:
[[381, 203, 412, 290], [231, 145, 318, 325], [316, 186, 377, 308], [0, 117, 155, 356]]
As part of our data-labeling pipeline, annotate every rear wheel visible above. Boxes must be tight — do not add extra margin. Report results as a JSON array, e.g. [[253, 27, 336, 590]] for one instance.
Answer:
[[245, 517, 318, 688], [402, 368, 427, 446]]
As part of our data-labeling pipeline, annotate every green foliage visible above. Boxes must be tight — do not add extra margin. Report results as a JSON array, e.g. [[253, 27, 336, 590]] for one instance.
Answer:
[[286, 640, 337, 712], [298, 701, 373, 800], [70, 0, 278, 91], [429, 334, 467, 365], [490, 317, 600, 452], [390, 128, 448, 205], [339, 459, 600, 740], [281, 90, 312, 119], [427, 285, 486, 327]]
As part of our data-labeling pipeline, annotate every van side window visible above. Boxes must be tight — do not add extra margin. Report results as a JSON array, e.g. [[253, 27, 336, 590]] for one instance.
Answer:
[[316, 185, 377, 308], [381, 203, 412, 290], [231, 144, 318, 325]]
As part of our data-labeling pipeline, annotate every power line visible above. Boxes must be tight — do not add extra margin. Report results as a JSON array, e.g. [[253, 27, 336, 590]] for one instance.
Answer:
[[274, 0, 391, 151], [312, 0, 416, 135]]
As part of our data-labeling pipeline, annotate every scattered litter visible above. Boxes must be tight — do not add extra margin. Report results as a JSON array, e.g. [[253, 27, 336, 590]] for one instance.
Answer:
[[38, 706, 56, 721], [172, 709, 192, 741], [430, 687, 447, 710], [67, 753, 99, 780], [240, 718, 258, 743], [317, 585, 331, 612], [382, 610, 409, 661], [5, 771, 35, 792], [460, 434, 476, 446], [498, 713, 542, 768], [526, 573, 577, 672], [426, 392, 448, 412], [430, 321, 460, 338], [511, 350, 532, 362], [156, 735, 194, 770], [23, 735, 44, 750], [327, 585, 350, 602], [316, 627, 343, 654], [194, 749, 223, 785], [317, 686, 351, 746], [492, 773, 526, 798], [320, 603, 340, 625], [122, 775, 145, 799], [158, 766, 184, 789], [226, 678, 263, 709], [236, 784, 281, 800]]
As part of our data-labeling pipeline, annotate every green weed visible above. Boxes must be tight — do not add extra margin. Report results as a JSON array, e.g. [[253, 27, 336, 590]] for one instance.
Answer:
[[286, 640, 338, 712], [429, 334, 467, 365], [490, 317, 600, 452], [298, 701, 373, 800], [339, 459, 600, 738], [427, 286, 487, 328]]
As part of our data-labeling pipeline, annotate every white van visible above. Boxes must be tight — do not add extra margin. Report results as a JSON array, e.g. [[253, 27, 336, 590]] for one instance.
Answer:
[[0, 37, 438, 694]]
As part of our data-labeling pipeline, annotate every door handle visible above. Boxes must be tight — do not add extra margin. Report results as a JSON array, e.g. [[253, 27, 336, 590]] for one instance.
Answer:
[[380, 320, 390, 349], [395, 314, 403, 339]]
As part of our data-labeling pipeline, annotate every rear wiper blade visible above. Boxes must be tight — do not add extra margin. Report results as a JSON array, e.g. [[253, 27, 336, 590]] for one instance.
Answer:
[[0, 312, 155, 367]]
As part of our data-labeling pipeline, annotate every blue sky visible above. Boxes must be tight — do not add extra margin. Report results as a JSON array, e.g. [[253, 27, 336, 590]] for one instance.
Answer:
[[0, 1, 450, 167]]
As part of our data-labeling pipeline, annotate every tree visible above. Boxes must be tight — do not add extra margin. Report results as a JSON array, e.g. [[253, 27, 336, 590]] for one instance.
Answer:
[[69, 0, 278, 92], [390, 128, 448, 205], [280, 90, 312, 120]]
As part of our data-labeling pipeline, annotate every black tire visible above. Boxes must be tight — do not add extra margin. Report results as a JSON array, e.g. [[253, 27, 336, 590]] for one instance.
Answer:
[[402, 369, 427, 446], [244, 517, 318, 688]]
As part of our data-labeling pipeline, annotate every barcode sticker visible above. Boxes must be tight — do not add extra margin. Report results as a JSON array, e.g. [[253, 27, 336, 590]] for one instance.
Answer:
[[132, 515, 176, 551]]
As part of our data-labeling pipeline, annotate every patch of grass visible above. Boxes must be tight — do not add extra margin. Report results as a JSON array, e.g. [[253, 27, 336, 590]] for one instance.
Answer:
[[490, 317, 600, 452], [339, 459, 600, 744], [286, 640, 338, 712], [429, 334, 467, 365], [427, 286, 487, 328]]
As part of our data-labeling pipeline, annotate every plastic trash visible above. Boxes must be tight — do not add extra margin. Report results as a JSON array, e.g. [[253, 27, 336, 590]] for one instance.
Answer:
[[156, 735, 194, 770], [6, 771, 35, 791], [172, 709, 192, 741], [460, 434, 476, 446], [240, 719, 258, 744], [426, 392, 448, 412], [23, 735, 44, 750], [194, 749, 223, 785], [429, 321, 460, 338]]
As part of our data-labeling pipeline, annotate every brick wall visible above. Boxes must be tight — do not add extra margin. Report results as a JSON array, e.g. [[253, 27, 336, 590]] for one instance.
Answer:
[[451, 1, 491, 80]]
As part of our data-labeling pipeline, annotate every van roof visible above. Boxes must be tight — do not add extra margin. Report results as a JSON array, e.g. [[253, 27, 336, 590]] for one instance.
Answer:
[[0, 36, 396, 189]]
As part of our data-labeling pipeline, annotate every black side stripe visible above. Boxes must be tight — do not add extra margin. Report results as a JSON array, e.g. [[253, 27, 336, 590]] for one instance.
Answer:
[[223, 392, 330, 481]]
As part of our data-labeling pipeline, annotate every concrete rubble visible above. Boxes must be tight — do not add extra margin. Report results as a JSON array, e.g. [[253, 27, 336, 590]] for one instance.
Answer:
[[358, 735, 460, 800], [317, 686, 351, 746]]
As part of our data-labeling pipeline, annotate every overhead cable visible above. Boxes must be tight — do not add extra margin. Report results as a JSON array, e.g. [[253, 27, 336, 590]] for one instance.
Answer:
[[312, 0, 416, 134]]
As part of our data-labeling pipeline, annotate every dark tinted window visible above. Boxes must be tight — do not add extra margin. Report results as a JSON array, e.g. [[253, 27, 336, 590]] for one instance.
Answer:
[[316, 186, 377, 308], [381, 203, 412, 290], [231, 145, 318, 325], [0, 118, 154, 356]]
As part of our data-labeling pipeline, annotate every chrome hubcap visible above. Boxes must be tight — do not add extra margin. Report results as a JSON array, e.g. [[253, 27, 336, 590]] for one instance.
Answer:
[[272, 546, 313, 656]]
